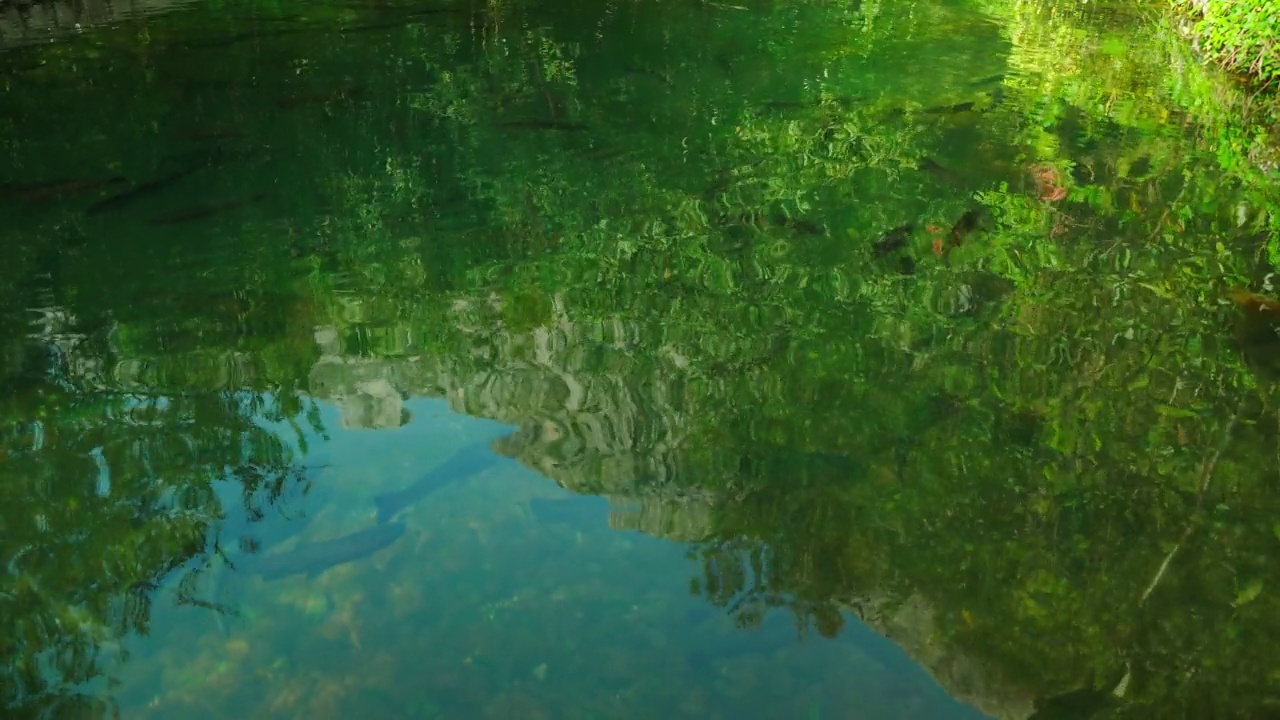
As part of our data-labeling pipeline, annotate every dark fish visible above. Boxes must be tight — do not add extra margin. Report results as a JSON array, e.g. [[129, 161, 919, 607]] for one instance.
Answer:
[[374, 441, 503, 524], [160, 143, 259, 168], [921, 101, 976, 115], [702, 157, 768, 201], [228, 506, 316, 558], [179, 79, 244, 92], [86, 144, 259, 217], [248, 522, 406, 581], [917, 157, 961, 185], [206, 464, 333, 632], [757, 211, 823, 236], [276, 85, 364, 109], [967, 73, 1005, 87], [340, 8, 467, 34], [624, 66, 674, 86], [529, 495, 611, 528], [873, 223, 914, 256], [501, 119, 588, 132], [181, 27, 309, 51], [1028, 690, 1116, 720], [177, 13, 366, 51], [1127, 155, 1151, 179], [148, 193, 266, 225], [213, 460, 333, 555], [763, 95, 860, 111], [86, 164, 207, 216], [5, 176, 126, 203], [1028, 668, 1129, 720], [950, 270, 1016, 317], [777, 216, 826, 236], [178, 128, 246, 142], [948, 208, 982, 247], [686, 611, 806, 674], [738, 448, 862, 483]]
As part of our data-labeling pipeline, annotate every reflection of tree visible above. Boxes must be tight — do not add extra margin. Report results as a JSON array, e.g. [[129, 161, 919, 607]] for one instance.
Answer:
[[691, 539, 847, 640], [1, 405, 298, 715], [0, 299, 322, 717], [264, 2, 1280, 715], [310, 4, 1279, 713], [2, 0, 1276, 717]]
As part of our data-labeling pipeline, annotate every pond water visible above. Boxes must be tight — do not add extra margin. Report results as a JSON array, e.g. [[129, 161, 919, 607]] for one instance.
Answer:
[[3, 0, 1279, 718]]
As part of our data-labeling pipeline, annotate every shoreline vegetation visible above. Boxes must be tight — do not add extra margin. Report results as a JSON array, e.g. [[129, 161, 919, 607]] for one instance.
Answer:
[[1166, 0, 1280, 260], [1174, 0, 1278, 92], [1168, 0, 1280, 177]]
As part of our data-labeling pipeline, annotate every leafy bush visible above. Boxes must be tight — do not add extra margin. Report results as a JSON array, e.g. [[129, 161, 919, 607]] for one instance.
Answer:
[[1179, 0, 1280, 87]]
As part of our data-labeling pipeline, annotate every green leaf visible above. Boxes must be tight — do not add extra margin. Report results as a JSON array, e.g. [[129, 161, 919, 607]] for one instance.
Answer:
[[1234, 580, 1264, 608], [1138, 282, 1173, 300]]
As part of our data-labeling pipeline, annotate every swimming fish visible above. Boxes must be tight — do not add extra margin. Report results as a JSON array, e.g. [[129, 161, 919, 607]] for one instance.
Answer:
[[275, 85, 365, 109], [775, 215, 826, 236], [528, 495, 612, 528], [921, 100, 976, 115], [873, 223, 914, 256], [247, 522, 406, 581], [178, 128, 247, 142], [917, 157, 961, 185], [948, 208, 982, 246], [1028, 665, 1130, 720], [373, 441, 504, 524], [737, 447, 863, 483], [339, 8, 467, 35], [148, 193, 266, 225], [85, 143, 253, 217], [500, 119, 588, 132], [86, 164, 208, 216], [967, 73, 1006, 88], [3, 176, 126, 203]]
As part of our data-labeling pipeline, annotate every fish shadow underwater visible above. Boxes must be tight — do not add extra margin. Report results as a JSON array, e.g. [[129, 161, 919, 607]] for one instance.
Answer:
[[226, 435, 616, 586], [204, 433, 629, 636]]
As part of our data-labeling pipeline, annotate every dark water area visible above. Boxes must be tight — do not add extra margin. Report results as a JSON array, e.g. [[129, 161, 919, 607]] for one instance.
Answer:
[[3, 0, 1280, 718]]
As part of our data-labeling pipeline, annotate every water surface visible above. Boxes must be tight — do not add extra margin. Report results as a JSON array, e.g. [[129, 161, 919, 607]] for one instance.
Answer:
[[3, 0, 1279, 718]]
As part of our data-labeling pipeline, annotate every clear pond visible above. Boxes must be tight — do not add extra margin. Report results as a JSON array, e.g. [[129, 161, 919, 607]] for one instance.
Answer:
[[3, 0, 1280, 718]]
